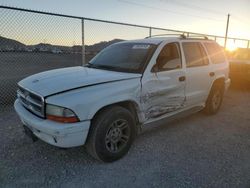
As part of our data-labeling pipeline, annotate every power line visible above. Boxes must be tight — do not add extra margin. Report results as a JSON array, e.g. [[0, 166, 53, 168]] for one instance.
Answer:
[[158, 0, 225, 16], [233, 14, 250, 23], [118, 0, 225, 22], [231, 16, 250, 28], [159, 0, 250, 30], [231, 19, 250, 29]]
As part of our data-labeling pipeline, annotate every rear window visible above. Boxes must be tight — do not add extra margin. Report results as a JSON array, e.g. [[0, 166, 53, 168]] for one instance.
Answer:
[[204, 43, 226, 64], [182, 42, 209, 67]]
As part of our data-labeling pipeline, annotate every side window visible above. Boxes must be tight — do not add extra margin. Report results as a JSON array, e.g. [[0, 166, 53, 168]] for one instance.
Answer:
[[155, 43, 182, 72], [182, 42, 209, 67], [204, 42, 226, 64]]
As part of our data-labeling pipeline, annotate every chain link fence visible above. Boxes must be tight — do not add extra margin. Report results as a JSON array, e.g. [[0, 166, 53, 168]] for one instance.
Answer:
[[0, 6, 250, 110], [0, 6, 82, 110]]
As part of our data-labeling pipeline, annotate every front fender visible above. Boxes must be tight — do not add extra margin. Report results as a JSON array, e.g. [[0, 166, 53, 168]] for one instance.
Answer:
[[45, 78, 141, 121]]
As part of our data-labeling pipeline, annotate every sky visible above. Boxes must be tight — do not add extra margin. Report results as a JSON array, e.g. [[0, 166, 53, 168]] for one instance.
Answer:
[[0, 0, 249, 46]]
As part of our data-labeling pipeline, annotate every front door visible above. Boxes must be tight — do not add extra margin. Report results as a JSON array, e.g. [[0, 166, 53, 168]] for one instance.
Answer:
[[141, 42, 186, 121]]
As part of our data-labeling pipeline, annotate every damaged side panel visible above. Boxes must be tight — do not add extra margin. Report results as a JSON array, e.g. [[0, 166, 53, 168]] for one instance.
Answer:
[[141, 71, 186, 121], [144, 97, 185, 119]]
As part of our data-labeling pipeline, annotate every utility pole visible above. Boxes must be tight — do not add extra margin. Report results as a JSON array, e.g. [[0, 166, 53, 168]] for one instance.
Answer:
[[224, 14, 230, 48]]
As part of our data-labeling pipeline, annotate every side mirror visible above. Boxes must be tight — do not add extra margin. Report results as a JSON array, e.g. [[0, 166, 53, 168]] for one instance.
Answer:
[[152, 63, 159, 72]]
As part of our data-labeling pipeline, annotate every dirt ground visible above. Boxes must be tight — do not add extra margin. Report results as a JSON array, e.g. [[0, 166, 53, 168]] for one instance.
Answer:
[[0, 84, 250, 188]]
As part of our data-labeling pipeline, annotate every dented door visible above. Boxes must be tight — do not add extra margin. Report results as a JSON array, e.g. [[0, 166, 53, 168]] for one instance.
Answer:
[[141, 42, 186, 121]]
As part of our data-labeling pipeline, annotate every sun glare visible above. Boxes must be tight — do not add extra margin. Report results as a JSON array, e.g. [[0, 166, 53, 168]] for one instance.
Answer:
[[226, 42, 238, 52]]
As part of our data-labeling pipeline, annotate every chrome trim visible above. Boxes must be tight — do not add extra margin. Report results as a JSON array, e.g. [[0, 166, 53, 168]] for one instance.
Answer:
[[17, 85, 45, 118], [26, 96, 42, 107], [17, 89, 25, 99]]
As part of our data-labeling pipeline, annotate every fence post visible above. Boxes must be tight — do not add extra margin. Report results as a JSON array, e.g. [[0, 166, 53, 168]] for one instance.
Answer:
[[149, 27, 152, 37], [81, 18, 86, 65]]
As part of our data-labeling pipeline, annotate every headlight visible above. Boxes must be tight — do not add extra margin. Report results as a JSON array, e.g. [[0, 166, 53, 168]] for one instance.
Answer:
[[46, 104, 79, 123]]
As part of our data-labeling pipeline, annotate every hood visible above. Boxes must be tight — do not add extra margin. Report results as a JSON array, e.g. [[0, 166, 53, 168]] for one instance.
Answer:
[[19, 66, 141, 97]]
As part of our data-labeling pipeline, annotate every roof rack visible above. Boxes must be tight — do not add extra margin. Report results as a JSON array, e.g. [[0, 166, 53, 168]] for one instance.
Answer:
[[185, 34, 209, 40], [145, 33, 210, 40], [145, 33, 186, 39]]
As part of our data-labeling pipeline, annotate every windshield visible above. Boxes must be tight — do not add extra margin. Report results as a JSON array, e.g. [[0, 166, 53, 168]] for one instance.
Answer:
[[86, 43, 156, 73]]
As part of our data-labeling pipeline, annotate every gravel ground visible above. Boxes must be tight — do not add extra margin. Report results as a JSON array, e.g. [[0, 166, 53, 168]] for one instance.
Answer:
[[0, 85, 250, 188]]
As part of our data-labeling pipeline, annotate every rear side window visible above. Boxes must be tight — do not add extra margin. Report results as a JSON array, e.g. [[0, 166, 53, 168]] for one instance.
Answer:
[[204, 43, 226, 64], [182, 42, 209, 67]]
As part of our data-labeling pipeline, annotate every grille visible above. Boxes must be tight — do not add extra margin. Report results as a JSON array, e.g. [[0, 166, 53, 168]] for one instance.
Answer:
[[17, 86, 45, 118]]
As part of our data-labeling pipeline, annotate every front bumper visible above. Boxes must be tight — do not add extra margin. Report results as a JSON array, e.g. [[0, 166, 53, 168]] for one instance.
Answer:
[[14, 99, 90, 148]]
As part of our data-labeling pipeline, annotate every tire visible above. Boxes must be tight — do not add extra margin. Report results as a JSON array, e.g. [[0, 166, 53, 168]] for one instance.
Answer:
[[204, 83, 224, 115], [85, 106, 136, 162]]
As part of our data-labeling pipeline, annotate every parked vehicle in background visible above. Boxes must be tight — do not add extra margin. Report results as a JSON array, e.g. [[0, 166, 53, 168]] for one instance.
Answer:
[[230, 60, 250, 83], [14, 35, 230, 162], [227, 48, 250, 83]]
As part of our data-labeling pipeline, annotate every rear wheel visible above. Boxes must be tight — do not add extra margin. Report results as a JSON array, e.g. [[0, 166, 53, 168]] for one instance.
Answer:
[[85, 106, 136, 162], [204, 83, 224, 115]]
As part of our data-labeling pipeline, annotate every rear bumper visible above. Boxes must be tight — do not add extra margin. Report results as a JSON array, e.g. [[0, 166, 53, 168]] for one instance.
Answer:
[[14, 99, 90, 148]]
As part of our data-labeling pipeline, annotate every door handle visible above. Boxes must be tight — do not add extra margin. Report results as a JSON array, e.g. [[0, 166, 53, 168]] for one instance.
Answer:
[[179, 76, 186, 82], [209, 72, 215, 77]]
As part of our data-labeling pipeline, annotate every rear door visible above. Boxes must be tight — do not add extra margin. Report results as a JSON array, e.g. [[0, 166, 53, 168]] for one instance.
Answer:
[[141, 42, 186, 121], [203, 42, 229, 80], [181, 41, 212, 106]]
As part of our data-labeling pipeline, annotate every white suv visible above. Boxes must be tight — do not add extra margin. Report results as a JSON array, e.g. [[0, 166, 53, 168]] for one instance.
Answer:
[[14, 36, 230, 162]]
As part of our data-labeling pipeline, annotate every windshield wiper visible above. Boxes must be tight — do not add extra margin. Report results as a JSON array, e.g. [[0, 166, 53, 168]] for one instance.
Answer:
[[84, 63, 107, 69], [85, 63, 119, 71], [85, 63, 137, 73], [84, 63, 94, 68]]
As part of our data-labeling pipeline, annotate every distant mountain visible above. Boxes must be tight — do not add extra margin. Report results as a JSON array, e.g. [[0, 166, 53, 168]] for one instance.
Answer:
[[71, 39, 124, 54], [27, 43, 72, 53], [0, 36, 124, 53], [86, 39, 124, 52], [0, 36, 26, 51]]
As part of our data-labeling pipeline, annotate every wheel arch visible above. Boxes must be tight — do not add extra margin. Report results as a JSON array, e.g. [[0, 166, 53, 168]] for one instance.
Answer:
[[206, 76, 225, 103], [204, 76, 225, 115], [90, 100, 143, 132], [210, 77, 225, 91]]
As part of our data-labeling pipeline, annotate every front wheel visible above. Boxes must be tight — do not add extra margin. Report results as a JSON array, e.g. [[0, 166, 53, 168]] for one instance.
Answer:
[[85, 106, 136, 162]]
